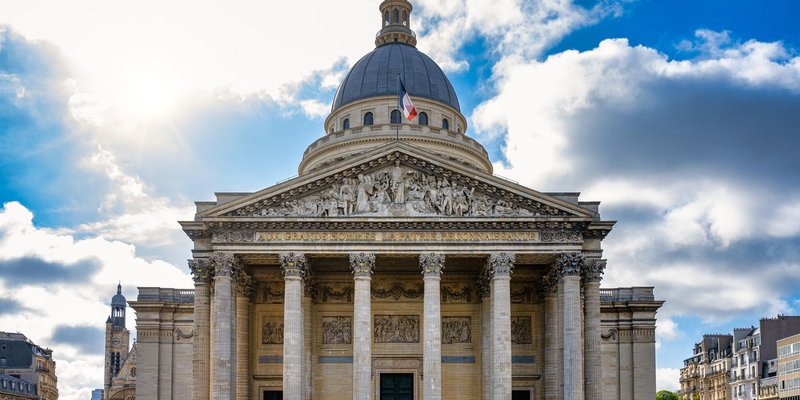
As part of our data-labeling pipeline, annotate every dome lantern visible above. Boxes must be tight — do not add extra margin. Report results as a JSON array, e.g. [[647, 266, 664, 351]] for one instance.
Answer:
[[376, 0, 417, 47]]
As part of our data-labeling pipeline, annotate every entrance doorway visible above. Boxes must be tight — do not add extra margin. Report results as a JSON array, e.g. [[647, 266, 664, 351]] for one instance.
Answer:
[[380, 373, 414, 400], [263, 391, 282, 400]]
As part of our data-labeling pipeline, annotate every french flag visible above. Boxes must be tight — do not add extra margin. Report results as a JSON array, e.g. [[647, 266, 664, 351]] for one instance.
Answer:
[[399, 80, 418, 121]]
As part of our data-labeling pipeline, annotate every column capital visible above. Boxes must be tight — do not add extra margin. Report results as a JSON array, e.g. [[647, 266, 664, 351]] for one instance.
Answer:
[[236, 271, 256, 299], [279, 252, 307, 278], [189, 258, 214, 284], [487, 252, 515, 278], [420, 253, 445, 277], [536, 273, 559, 298], [211, 252, 238, 278], [582, 258, 607, 283], [349, 252, 375, 277], [555, 252, 584, 280]]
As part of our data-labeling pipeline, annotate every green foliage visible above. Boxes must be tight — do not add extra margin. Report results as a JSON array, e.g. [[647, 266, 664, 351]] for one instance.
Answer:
[[656, 390, 680, 400]]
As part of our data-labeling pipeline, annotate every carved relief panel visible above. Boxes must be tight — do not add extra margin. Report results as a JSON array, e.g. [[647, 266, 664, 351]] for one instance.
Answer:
[[372, 282, 423, 301], [322, 317, 352, 345], [262, 317, 284, 344], [442, 317, 471, 344], [511, 316, 532, 344], [374, 315, 420, 343]]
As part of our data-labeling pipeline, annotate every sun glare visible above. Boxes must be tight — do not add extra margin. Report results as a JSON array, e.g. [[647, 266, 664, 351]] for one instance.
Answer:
[[108, 63, 184, 119]]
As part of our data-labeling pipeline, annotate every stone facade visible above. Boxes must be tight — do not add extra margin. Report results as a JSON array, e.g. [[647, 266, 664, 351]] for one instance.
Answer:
[[125, 1, 664, 399]]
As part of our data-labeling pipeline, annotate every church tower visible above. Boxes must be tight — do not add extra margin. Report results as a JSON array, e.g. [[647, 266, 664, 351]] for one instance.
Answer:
[[103, 283, 130, 400]]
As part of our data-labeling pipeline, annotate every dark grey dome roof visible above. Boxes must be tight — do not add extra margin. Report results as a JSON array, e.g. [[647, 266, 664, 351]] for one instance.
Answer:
[[112, 283, 126, 306], [332, 43, 460, 112]]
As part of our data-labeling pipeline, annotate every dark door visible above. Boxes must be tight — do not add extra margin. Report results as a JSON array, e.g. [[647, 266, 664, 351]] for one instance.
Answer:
[[380, 373, 414, 400], [512, 390, 531, 400], [263, 391, 282, 400]]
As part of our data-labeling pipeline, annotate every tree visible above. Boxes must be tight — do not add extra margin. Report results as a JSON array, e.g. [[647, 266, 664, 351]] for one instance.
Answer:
[[656, 390, 680, 400]]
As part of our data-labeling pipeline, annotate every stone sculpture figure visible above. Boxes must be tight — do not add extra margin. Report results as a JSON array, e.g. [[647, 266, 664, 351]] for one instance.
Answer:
[[374, 315, 420, 343], [356, 174, 374, 213], [262, 320, 284, 344], [322, 317, 352, 344], [442, 317, 471, 344]]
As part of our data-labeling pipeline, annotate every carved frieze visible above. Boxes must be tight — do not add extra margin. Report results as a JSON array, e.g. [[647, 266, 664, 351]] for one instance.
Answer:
[[320, 284, 353, 303], [212, 229, 254, 243], [261, 318, 284, 344], [510, 286, 535, 304], [260, 283, 284, 304], [442, 317, 472, 344], [372, 283, 424, 301], [441, 285, 473, 303], [374, 315, 420, 343], [511, 316, 532, 344], [322, 317, 352, 345], [540, 229, 581, 243]]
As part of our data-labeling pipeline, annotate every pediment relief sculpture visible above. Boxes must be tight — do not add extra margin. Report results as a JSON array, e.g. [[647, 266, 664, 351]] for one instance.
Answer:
[[249, 162, 536, 218]]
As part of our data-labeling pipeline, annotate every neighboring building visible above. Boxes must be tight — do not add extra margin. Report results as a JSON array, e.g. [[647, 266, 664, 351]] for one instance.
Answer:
[[103, 285, 136, 400], [731, 317, 800, 400], [126, 1, 665, 400], [91, 389, 103, 400], [778, 333, 800, 400], [0, 373, 38, 400], [0, 332, 58, 400], [679, 334, 733, 400]]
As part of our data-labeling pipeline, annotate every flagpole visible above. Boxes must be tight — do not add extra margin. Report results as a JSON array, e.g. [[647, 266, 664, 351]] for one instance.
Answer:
[[396, 74, 401, 141]]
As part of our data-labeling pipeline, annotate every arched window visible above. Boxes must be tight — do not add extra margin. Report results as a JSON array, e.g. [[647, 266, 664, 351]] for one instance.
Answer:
[[384, 11, 390, 24], [418, 112, 428, 126], [442, 118, 450, 130], [391, 110, 401, 124], [364, 112, 374, 126], [393, 9, 399, 23], [457, 125, 462, 133], [403, 11, 408, 25], [343, 118, 350, 130]]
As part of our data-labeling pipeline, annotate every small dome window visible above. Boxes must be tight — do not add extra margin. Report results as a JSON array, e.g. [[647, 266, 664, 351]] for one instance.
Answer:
[[442, 118, 450, 130], [418, 112, 428, 126], [364, 112, 374, 126], [393, 9, 399, 23], [343, 118, 350, 130], [391, 110, 401, 124], [403, 11, 408, 25]]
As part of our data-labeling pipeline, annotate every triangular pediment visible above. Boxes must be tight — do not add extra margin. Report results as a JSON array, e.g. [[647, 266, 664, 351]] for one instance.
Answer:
[[201, 142, 595, 219]]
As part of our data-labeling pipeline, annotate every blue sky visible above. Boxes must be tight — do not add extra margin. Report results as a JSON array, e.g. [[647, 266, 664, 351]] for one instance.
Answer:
[[1, 0, 800, 397]]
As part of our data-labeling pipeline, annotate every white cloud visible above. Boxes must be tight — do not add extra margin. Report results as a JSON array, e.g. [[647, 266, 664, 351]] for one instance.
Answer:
[[656, 368, 681, 392]]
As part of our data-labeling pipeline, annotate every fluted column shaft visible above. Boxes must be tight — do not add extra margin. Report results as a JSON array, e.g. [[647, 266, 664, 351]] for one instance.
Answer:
[[235, 274, 254, 400], [558, 253, 585, 400], [421, 253, 445, 400], [488, 253, 515, 400], [211, 253, 236, 400], [281, 253, 306, 400], [539, 275, 559, 400], [190, 260, 213, 400], [351, 253, 375, 400], [303, 276, 315, 400], [583, 260, 606, 400]]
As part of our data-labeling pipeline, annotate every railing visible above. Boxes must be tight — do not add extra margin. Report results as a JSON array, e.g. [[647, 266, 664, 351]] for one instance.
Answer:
[[599, 287, 656, 302], [137, 288, 195, 303]]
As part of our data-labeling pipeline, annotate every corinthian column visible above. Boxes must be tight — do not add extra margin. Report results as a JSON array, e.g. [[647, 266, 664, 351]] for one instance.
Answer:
[[488, 253, 515, 400], [420, 253, 445, 400], [190, 259, 214, 400], [280, 253, 306, 400], [537, 274, 559, 400], [557, 253, 585, 400], [350, 252, 375, 400], [582, 259, 606, 400], [235, 271, 254, 400], [211, 252, 237, 400]]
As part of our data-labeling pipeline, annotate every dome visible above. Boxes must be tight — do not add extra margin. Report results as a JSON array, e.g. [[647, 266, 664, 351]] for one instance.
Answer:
[[331, 43, 460, 113]]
